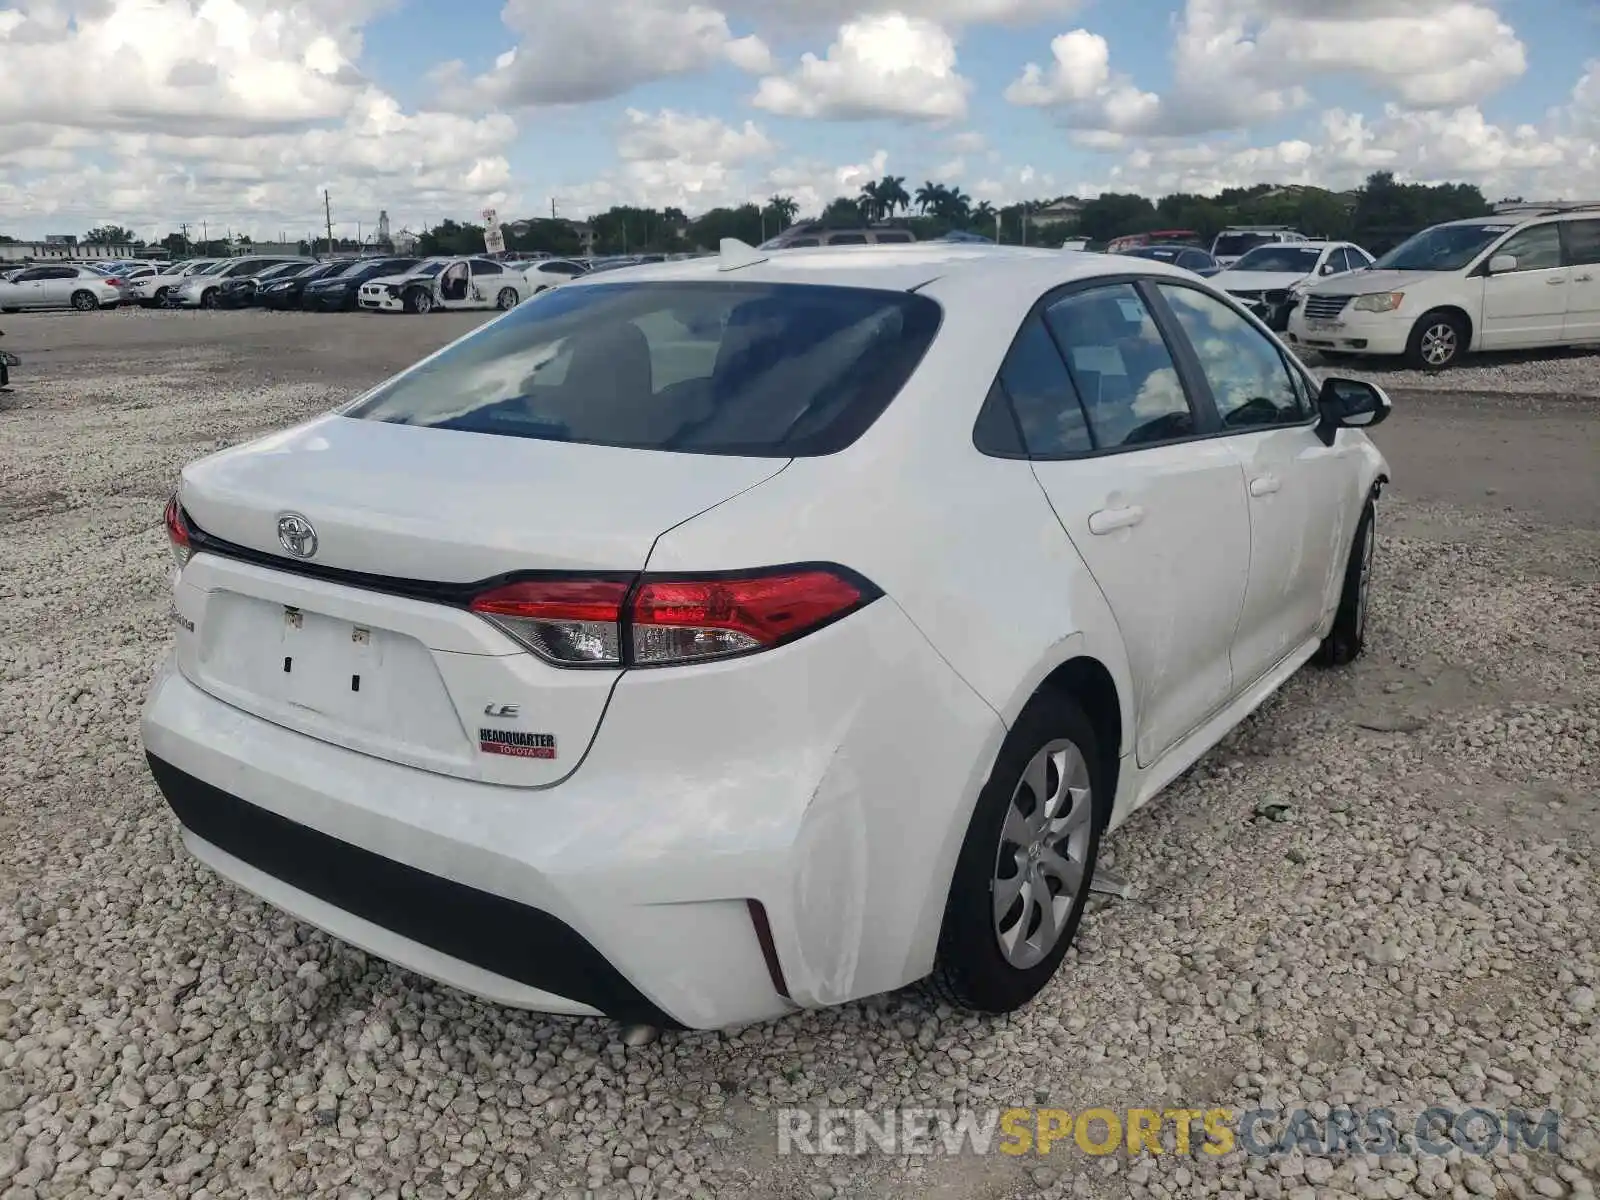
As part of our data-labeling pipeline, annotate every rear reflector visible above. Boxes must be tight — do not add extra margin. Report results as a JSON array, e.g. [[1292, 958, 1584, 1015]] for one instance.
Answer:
[[164, 493, 191, 567], [467, 567, 875, 668]]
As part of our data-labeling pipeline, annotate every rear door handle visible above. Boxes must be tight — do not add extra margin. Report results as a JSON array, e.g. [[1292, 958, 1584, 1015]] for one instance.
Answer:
[[1088, 505, 1145, 535], [1547, 276, 1568, 285], [1249, 474, 1282, 497], [1577, 274, 1595, 282]]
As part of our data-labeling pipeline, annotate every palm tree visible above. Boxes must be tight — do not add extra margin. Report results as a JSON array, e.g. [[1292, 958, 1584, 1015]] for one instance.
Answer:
[[767, 195, 799, 228], [763, 194, 799, 234], [932, 187, 972, 223], [858, 181, 886, 222], [973, 200, 996, 224], [914, 180, 945, 215], [879, 175, 911, 217]]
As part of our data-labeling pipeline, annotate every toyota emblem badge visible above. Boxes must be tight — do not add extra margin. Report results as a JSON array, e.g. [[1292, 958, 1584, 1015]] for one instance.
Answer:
[[277, 513, 318, 559]]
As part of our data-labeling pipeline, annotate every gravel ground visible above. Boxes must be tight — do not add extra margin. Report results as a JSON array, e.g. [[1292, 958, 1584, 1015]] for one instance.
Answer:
[[1, 311, 1598, 1200]]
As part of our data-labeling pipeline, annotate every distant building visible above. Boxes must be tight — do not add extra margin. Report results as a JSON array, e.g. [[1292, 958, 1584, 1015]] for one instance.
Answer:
[[44, 234, 77, 245], [0, 241, 147, 262], [1029, 199, 1083, 229]]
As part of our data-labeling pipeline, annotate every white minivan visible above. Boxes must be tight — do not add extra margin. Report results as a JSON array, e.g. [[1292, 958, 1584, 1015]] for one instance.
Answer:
[[1287, 204, 1600, 369]]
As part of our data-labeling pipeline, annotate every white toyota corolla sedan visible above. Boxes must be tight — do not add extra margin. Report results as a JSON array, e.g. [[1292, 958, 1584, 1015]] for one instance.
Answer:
[[142, 241, 1391, 1030]]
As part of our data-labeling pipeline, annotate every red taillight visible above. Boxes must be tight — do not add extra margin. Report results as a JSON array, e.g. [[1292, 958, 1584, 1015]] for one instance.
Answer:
[[163, 493, 191, 566], [632, 570, 864, 664], [105, 277, 123, 287], [470, 579, 628, 666], [467, 568, 872, 668]]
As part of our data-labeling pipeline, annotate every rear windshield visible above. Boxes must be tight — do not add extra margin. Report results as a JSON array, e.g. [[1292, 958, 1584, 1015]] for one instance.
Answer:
[[1213, 232, 1279, 257], [345, 281, 942, 457]]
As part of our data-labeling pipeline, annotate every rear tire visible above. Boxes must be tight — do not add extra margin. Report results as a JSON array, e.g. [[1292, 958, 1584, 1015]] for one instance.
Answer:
[[199, 289, 219, 310], [1313, 499, 1376, 667], [1405, 309, 1466, 371], [496, 287, 519, 311], [929, 691, 1104, 1013], [71, 290, 98, 311]]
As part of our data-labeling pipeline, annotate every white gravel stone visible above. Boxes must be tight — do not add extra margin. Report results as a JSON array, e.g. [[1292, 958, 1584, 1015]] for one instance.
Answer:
[[0, 312, 1596, 1200]]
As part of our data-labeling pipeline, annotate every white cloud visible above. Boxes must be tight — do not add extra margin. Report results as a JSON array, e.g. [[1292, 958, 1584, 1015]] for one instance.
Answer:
[[0, 0, 380, 135], [752, 14, 971, 121], [1078, 101, 1598, 203], [0, 1, 516, 241], [555, 110, 778, 218], [617, 109, 773, 164], [1570, 59, 1600, 137], [724, 0, 1080, 22], [1006, 0, 1525, 136], [437, 0, 767, 110]]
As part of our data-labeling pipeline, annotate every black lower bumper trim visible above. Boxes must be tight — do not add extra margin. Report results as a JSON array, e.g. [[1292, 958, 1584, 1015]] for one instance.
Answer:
[[146, 754, 680, 1027]]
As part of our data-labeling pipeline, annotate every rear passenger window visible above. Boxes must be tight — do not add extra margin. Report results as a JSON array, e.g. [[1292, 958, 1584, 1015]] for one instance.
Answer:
[[1043, 285, 1194, 449], [1562, 219, 1600, 266], [827, 234, 868, 246], [875, 232, 913, 243], [995, 315, 1092, 456], [1158, 285, 1311, 427]]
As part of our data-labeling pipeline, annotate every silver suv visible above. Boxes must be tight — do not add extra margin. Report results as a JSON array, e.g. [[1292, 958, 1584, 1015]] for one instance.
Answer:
[[760, 224, 917, 250]]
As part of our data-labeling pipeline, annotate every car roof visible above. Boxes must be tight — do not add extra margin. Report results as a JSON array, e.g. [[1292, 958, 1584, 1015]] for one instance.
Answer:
[[559, 242, 1201, 296]]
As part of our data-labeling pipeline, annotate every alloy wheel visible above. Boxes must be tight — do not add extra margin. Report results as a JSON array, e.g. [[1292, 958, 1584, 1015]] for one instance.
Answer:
[[1420, 323, 1457, 367], [72, 292, 96, 311], [992, 738, 1094, 970]]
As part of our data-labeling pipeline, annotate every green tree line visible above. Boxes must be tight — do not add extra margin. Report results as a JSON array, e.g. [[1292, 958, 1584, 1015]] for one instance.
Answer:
[[2, 172, 1496, 260]]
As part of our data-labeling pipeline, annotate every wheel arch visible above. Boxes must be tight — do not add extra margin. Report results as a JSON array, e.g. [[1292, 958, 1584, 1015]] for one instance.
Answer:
[[1033, 656, 1124, 825], [1413, 304, 1475, 352]]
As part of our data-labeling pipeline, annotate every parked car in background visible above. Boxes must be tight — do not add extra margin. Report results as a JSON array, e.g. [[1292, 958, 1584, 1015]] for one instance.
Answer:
[[257, 260, 353, 309], [0, 264, 124, 311], [1210, 226, 1310, 268], [1106, 230, 1199, 254], [1210, 241, 1375, 330], [297, 259, 419, 315], [146, 241, 1392, 1030], [1118, 244, 1223, 277], [127, 259, 223, 307], [760, 222, 918, 249], [522, 258, 589, 295], [358, 257, 532, 314], [1287, 204, 1600, 369], [169, 257, 310, 309], [213, 261, 317, 309], [302, 258, 423, 312]]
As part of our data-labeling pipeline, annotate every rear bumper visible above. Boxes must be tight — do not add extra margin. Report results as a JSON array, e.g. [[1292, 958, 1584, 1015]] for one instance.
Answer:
[[147, 753, 673, 1024], [140, 589, 1003, 1028]]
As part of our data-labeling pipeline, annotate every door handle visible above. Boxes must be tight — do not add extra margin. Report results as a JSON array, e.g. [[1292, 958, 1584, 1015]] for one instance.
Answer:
[[1088, 505, 1145, 535], [1577, 274, 1595, 283], [1547, 277, 1568, 285], [1249, 474, 1282, 497]]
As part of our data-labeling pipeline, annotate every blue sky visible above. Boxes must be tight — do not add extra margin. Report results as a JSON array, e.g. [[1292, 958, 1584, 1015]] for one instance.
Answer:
[[0, 0, 1595, 239]]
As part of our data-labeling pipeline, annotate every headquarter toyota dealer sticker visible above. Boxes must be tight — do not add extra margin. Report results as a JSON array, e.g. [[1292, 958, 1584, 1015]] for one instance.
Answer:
[[478, 729, 557, 759]]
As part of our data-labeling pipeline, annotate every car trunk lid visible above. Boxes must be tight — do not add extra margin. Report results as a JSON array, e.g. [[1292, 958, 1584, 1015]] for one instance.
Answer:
[[173, 414, 787, 785]]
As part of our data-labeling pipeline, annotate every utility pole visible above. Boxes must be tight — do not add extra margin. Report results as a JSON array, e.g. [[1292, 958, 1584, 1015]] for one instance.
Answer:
[[201, 220, 208, 249], [178, 223, 190, 253], [324, 190, 334, 253], [550, 198, 557, 220]]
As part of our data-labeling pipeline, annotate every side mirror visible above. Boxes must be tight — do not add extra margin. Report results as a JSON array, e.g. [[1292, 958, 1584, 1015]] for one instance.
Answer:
[[1315, 377, 1392, 446], [1487, 253, 1518, 274]]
